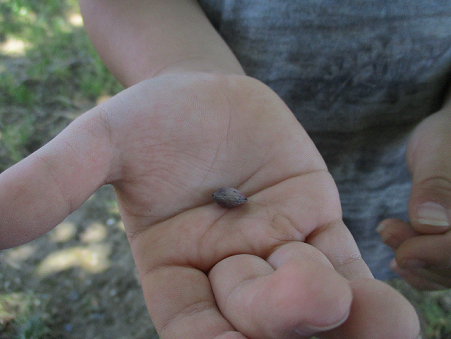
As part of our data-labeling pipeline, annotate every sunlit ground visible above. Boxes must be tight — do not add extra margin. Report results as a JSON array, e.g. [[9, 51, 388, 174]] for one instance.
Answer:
[[3, 190, 124, 277], [0, 186, 154, 339], [1, 37, 27, 55], [0, 8, 83, 56]]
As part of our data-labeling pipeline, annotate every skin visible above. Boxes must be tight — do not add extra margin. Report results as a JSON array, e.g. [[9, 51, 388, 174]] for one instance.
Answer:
[[0, 72, 419, 339], [378, 105, 451, 290], [5, 0, 449, 336]]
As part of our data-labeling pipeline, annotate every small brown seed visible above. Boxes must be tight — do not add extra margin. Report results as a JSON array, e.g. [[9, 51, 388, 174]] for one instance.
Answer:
[[212, 187, 248, 208]]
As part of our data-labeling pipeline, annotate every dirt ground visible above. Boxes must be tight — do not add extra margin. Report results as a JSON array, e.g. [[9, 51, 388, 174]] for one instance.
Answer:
[[1, 184, 159, 339]]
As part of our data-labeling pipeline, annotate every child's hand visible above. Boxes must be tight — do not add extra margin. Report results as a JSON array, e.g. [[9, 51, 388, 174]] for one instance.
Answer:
[[378, 107, 451, 290], [0, 73, 419, 338]]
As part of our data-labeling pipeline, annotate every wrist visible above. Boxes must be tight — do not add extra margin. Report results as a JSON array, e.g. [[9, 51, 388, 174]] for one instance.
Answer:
[[144, 55, 245, 80], [80, 0, 245, 87]]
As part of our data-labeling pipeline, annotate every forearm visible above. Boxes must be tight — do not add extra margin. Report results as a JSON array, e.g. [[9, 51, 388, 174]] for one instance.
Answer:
[[79, 0, 244, 87]]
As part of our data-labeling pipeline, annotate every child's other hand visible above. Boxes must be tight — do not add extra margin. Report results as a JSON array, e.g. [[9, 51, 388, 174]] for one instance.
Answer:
[[378, 108, 451, 290]]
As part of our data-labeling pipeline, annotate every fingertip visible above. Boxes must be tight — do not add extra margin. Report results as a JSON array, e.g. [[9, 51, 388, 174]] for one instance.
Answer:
[[376, 219, 418, 250], [272, 260, 353, 336]]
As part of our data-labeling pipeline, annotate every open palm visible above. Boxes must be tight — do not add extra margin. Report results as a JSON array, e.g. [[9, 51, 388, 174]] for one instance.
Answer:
[[0, 73, 418, 338]]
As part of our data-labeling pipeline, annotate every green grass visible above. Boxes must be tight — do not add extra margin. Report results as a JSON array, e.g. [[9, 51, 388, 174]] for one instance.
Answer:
[[421, 300, 451, 338], [0, 0, 122, 104], [389, 279, 451, 339], [0, 292, 50, 339], [0, 0, 122, 171]]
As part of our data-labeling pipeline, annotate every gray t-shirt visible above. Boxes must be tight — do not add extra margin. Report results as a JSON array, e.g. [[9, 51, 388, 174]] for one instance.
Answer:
[[197, 0, 451, 279]]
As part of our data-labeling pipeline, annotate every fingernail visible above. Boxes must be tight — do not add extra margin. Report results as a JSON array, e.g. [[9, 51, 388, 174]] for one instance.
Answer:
[[294, 310, 350, 336], [416, 202, 450, 227], [375, 222, 389, 242], [376, 222, 402, 248], [375, 222, 385, 234], [390, 259, 398, 270]]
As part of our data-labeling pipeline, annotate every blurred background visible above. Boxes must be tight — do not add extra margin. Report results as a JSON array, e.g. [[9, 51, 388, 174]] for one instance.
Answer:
[[0, 1, 450, 338]]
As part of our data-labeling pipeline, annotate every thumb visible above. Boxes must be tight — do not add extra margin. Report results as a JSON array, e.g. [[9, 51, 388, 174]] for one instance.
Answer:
[[0, 107, 113, 249], [407, 110, 451, 235]]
